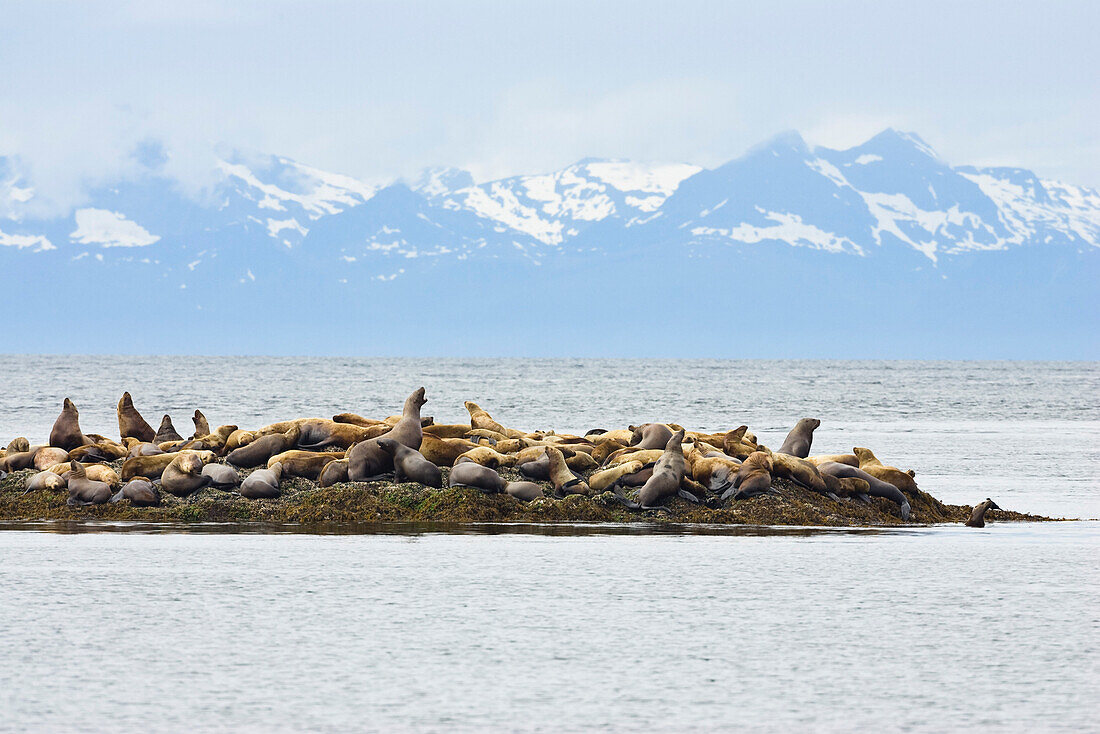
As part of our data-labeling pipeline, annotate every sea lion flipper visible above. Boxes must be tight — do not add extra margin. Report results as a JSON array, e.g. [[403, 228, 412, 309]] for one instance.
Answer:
[[676, 489, 701, 504]]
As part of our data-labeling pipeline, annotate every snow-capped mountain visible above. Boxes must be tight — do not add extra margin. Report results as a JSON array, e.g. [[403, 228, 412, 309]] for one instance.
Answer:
[[0, 130, 1096, 357]]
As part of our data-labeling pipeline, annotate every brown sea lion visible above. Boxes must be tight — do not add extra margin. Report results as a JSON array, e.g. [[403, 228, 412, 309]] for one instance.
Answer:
[[161, 452, 212, 497], [66, 461, 112, 505], [816, 462, 911, 519], [7, 437, 30, 453], [191, 410, 210, 439], [966, 498, 1001, 528], [68, 441, 129, 463], [691, 455, 743, 494], [201, 463, 239, 489], [634, 429, 695, 509], [109, 478, 160, 506], [50, 399, 93, 451], [420, 434, 479, 467], [589, 460, 645, 492], [121, 450, 216, 480], [347, 388, 428, 481], [24, 471, 67, 493], [226, 426, 301, 468], [630, 423, 674, 450], [820, 472, 871, 498], [154, 415, 184, 444], [240, 463, 282, 499], [591, 440, 628, 465], [318, 458, 349, 487], [721, 452, 776, 501], [853, 447, 919, 493], [0, 448, 43, 472], [377, 438, 442, 488], [546, 447, 590, 498], [464, 401, 524, 439], [777, 419, 820, 458], [768, 451, 828, 493], [33, 447, 71, 471], [117, 392, 156, 442], [806, 454, 859, 468], [267, 450, 344, 480], [454, 446, 516, 469]]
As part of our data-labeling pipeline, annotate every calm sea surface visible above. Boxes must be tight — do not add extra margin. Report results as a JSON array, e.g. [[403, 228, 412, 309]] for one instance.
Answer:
[[0, 357, 1097, 731]]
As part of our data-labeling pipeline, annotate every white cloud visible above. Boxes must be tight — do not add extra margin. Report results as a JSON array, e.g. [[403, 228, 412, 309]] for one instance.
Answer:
[[70, 208, 160, 247], [0, 228, 54, 251]]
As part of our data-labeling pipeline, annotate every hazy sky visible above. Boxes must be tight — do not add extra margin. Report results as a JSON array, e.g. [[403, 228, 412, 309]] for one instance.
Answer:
[[2, 0, 1097, 213]]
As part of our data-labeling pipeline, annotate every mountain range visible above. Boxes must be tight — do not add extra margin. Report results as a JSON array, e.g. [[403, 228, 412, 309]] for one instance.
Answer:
[[1, 129, 1097, 357]]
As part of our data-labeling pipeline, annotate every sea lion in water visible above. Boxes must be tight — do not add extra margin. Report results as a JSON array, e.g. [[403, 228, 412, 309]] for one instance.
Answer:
[[201, 463, 239, 489], [226, 426, 301, 468], [852, 448, 919, 493], [447, 462, 542, 500], [630, 423, 674, 450], [110, 478, 160, 506], [318, 458, 349, 487], [966, 498, 1001, 528], [50, 399, 93, 451], [161, 452, 212, 497], [267, 450, 344, 480], [777, 418, 820, 458], [816, 461, 911, 520], [154, 415, 184, 444], [634, 429, 697, 509], [721, 452, 776, 501], [117, 392, 156, 442], [546, 447, 591, 498], [24, 471, 67, 493], [240, 463, 282, 499], [377, 438, 442, 488], [188, 410, 209, 439], [348, 388, 428, 481], [66, 461, 112, 505]]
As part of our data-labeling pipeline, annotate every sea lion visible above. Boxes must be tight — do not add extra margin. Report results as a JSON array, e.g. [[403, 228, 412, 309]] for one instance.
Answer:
[[49, 399, 93, 451], [777, 419, 820, 458], [127, 441, 165, 458], [267, 450, 344, 480], [721, 452, 776, 501], [66, 461, 112, 505], [161, 452, 212, 497], [33, 446, 70, 470], [201, 463, 239, 489], [347, 388, 428, 481], [454, 446, 516, 469], [0, 448, 43, 472], [109, 478, 160, 506], [121, 450, 216, 480], [332, 412, 387, 427], [377, 438, 442, 488], [591, 440, 627, 465], [447, 462, 542, 500], [589, 460, 645, 492], [226, 426, 301, 468], [296, 419, 388, 449], [630, 423, 674, 450], [24, 471, 67, 493], [191, 410, 210, 439], [816, 462, 911, 520], [966, 498, 1001, 528], [806, 454, 859, 468], [318, 458, 349, 487], [69, 441, 129, 462], [420, 434, 479, 467], [422, 423, 476, 439], [691, 455, 744, 494], [603, 448, 664, 468], [54, 463, 119, 486], [853, 448, 920, 493], [768, 451, 828, 493], [546, 447, 591, 498], [223, 429, 255, 453], [117, 392, 156, 442], [240, 463, 282, 499], [464, 401, 524, 439], [6, 437, 30, 454], [634, 429, 697, 509], [154, 415, 184, 444], [820, 472, 871, 499]]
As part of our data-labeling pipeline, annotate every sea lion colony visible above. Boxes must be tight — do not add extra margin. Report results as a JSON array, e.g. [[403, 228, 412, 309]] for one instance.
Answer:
[[0, 388, 1004, 525]]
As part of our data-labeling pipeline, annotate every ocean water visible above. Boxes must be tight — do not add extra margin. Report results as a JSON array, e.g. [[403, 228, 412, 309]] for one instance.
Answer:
[[1, 357, 1097, 731]]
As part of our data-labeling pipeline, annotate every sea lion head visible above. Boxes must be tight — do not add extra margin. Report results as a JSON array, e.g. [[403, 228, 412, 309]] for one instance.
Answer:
[[177, 452, 204, 475], [68, 460, 85, 478], [852, 447, 876, 464], [409, 387, 427, 408], [376, 438, 399, 455], [985, 498, 1001, 511]]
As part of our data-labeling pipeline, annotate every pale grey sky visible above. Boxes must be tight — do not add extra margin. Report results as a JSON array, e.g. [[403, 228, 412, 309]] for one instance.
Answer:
[[2, 0, 1097, 213]]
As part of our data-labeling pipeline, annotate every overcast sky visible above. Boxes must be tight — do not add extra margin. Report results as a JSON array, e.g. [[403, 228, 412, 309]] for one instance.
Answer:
[[2, 0, 1097, 213]]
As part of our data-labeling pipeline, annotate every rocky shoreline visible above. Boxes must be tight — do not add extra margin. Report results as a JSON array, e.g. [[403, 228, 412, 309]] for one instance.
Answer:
[[0, 463, 1050, 528]]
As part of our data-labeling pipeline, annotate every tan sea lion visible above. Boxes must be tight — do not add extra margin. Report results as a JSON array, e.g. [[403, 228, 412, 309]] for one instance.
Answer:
[[267, 450, 344, 480], [377, 438, 442, 488], [591, 440, 627, 465], [50, 399, 93, 451], [117, 392, 156, 442], [24, 471, 67, 493], [589, 460, 644, 492], [777, 419, 820, 458], [240, 463, 282, 499], [464, 401, 524, 439], [853, 447, 919, 493], [820, 473, 871, 498], [806, 454, 859, 468], [7, 437, 30, 454], [966, 498, 1001, 528], [691, 455, 743, 494], [154, 415, 184, 444], [121, 450, 215, 480], [332, 412, 386, 427], [109, 478, 160, 506], [0, 448, 43, 472], [721, 452, 775, 501], [422, 424, 476, 439], [224, 429, 256, 453], [68, 441, 129, 462], [226, 426, 301, 468], [604, 448, 664, 468], [454, 446, 516, 469], [66, 461, 112, 505], [191, 410, 210, 439], [161, 452, 212, 497], [54, 463, 120, 486], [33, 446, 71, 470], [768, 450, 828, 493], [318, 458, 349, 487], [127, 441, 165, 458], [420, 434, 479, 467], [546, 447, 590, 498]]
